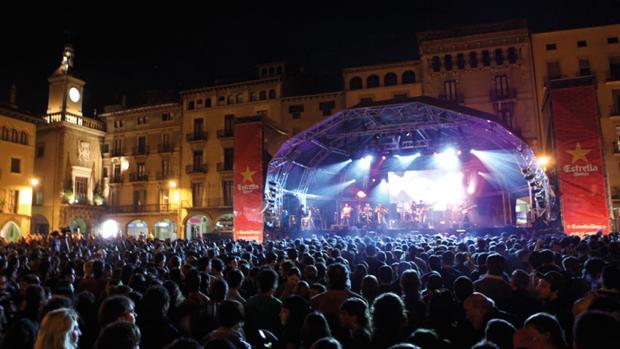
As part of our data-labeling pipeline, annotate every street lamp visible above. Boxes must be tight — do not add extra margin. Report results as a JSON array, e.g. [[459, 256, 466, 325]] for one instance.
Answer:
[[30, 178, 39, 187]]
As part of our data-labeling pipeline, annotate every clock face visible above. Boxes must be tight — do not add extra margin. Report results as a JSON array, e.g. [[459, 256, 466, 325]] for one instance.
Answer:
[[69, 87, 81, 103]]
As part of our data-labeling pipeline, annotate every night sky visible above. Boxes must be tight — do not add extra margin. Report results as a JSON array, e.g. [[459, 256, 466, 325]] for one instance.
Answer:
[[1, 1, 619, 116]]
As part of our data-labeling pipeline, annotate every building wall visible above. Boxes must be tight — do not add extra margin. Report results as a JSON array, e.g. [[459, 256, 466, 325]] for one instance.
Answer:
[[0, 110, 37, 240], [281, 92, 345, 137], [100, 103, 182, 238], [531, 24, 620, 222], [418, 21, 541, 150]]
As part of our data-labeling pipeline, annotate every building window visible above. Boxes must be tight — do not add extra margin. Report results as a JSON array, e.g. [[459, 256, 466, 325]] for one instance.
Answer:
[[236, 94, 243, 104], [495, 49, 504, 65], [1, 127, 7, 140], [19, 132, 27, 145], [113, 164, 121, 180], [494, 75, 510, 98], [431, 56, 441, 72], [191, 182, 203, 207], [456, 53, 465, 69], [204, 98, 212, 108], [367, 75, 380, 88], [612, 90, 620, 114], [227, 95, 235, 105], [546, 43, 557, 50], [384, 72, 397, 86], [194, 118, 204, 135], [133, 190, 146, 208], [319, 101, 336, 116], [159, 188, 169, 208], [161, 113, 173, 121], [137, 116, 148, 125], [161, 159, 170, 178], [103, 167, 108, 178], [193, 151, 203, 168], [507, 47, 518, 64], [11, 129, 17, 143], [250, 92, 258, 101], [444, 55, 453, 71], [10, 158, 20, 173], [113, 139, 123, 155], [188, 101, 195, 110], [217, 96, 225, 106], [609, 56, 620, 81], [608, 37, 619, 44], [223, 181, 233, 206], [579, 59, 591, 76], [349, 77, 362, 90], [289, 105, 304, 119], [137, 136, 147, 154], [469, 51, 478, 68], [36, 144, 45, 158], [577, 40, 588, 48], [259, 91, 267, 100], [7, 190, 18, 213], [443, 80, 458, 102], [268, 89, 276, 99], [224, 115, 235, 135], [546, 61, 562, 80], [402, 71, 416, 84], [137, 163, 146, 177], [224, 148, 234, 170], [34, 190, 44, 206], [75, 176, 88, 203], [498, 108, 514, 128], [196, 99, 203, 107], [482, 50, 491, 66]]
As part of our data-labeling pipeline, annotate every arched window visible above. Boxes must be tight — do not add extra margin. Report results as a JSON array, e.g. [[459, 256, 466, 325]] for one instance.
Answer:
[[469, 52, 478, 68], [268, 89, 276, 99], [217, 96, 225, 106], [20, 131, 27, 145], [349, 77, 362, 90], [11, 129, 18, 143], [402, 71, 416, 84], [367, 75, 380, 88], [236, 94, 243, 104], [250, 92, 258, 102], [227, 96, 235, 105], [495, 48, 504, 65], [1, 127, 8, 141], [444, 55, 453, 71], [432, 56, 441, 72], [187, 101, 195, 110], [384, 72, 397, 86], [507, 47, 518, 64]]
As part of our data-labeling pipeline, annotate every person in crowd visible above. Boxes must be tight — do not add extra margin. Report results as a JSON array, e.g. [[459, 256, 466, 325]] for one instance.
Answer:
[[94, 320, 141, 349], [280, 295, 311, 349], [339, 298, 371, 349], [34, 307, 81, 349], [371, 293, 408, 349]]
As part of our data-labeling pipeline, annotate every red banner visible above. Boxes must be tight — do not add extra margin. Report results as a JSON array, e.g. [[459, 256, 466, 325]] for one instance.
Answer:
[[233, 121, 264, 242], [551, 84, 610, 235]]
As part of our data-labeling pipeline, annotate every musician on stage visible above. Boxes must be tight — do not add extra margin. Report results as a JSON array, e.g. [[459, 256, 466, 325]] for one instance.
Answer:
[[375, 203, 388, 226], [341, 203, 352, 227], [363, 203, 373, 226]]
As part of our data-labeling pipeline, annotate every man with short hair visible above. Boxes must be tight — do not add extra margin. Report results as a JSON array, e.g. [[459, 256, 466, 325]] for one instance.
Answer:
[[244, 268, 282, 346]]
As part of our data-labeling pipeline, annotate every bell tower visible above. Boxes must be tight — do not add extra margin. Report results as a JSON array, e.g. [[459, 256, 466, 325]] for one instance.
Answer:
[[47, 44, 85, 116]]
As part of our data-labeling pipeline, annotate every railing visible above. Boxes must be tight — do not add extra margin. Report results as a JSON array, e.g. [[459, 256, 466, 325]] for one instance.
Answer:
[[217, 129, 234, 139], [132, 147, 149, 156], [217, 162, 234, 172], [490, 88, 517, 101], [186, 132, 208, 142], [157, 143, 175, 153], [185, 164, 208, 174], [110, 176, 124, 184], [184, 197, 232, 208], [156, 172, 176, 180], [111, 149, 124, 157], [128, 173, 149, 182], [45, 112, 105, 131], [107, 204, 177, 213]]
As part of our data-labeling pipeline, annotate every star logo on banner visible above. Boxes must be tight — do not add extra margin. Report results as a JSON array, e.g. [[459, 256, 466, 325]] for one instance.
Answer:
[[566, 143, 591, 164], [240, 166, 256, 184]]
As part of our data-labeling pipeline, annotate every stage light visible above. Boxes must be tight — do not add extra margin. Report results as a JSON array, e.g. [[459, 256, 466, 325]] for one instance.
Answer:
[[101, 220, 120, 239], [381, 155, 386, 160], [372, 178, 376, 182], [435, 148, 459, 169], [538, 155, 550, 167], [356, 190, 367, 199]]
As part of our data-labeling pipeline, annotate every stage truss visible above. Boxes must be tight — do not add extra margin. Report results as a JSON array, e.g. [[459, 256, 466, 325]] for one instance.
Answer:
[[265, 97, 554, 229]]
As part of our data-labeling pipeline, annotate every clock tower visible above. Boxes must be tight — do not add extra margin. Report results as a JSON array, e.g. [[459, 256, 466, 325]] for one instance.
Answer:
[[47, 44, 85, 116]]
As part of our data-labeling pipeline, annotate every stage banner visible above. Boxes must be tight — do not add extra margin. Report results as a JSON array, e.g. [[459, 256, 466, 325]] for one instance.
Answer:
[[233, 120, 264, 242], [550, 84, 610, 235]]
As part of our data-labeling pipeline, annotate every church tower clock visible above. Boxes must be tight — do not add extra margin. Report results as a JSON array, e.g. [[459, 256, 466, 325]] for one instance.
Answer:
[[46, 44, 85, 116]]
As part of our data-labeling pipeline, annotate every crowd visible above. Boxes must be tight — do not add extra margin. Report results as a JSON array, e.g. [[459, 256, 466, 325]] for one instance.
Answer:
[[0, 229, 618, 349]]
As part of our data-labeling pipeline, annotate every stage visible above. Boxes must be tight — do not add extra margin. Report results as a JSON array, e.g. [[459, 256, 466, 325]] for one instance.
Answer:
[[264, 97, 554, 238]]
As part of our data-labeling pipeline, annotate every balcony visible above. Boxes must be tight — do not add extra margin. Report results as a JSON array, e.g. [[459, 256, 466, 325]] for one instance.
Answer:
[[186, 132, 208, 142], [184, 197, 232, 208], [217, 162, 234, 172], [107, 204, 177, 214], [490, 88, 517, 102], [111, 149, 124, 157], [156, 172, 176, 180], [438, 93, 464, 104], [128, 173, 149, 182], [132, 147, 149, 156], [110, 176, 124, 184], [185, 164, 208, 174], [217, 129, 235, 139], [157, 143, 175, 153]]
